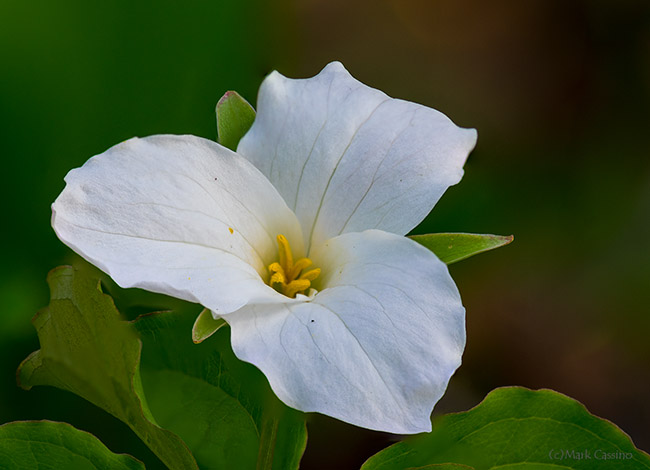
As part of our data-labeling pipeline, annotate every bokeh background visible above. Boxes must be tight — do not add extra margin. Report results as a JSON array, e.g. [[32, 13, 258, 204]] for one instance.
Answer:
[[1, 1, 649, 469]]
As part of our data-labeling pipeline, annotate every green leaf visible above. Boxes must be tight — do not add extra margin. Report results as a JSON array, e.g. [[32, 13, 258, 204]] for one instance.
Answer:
[[216, 90, 256, 151], [408, 233, 513, 264], [134, 310, 307, 470], [191, 307, 227, 344], [17, 266, 198, 470], [362, 387, 650, 470], [0, 420, 144, 470]]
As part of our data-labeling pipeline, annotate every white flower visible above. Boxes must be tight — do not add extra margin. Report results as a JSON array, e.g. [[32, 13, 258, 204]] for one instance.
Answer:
[[52, 62, 477, 434]]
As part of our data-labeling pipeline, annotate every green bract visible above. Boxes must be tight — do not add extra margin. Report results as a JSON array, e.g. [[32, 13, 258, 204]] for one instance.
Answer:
[[17, 266, 198, 470], [362, 387, 650, 470], [192, 307, 227, 343], [409, 233, 514, 265], [18, 266, 307, 469], [216, 90, 256, 151]]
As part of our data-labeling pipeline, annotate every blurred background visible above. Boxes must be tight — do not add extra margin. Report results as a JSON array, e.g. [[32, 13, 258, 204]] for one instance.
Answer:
[[1, 0, 649, 468]]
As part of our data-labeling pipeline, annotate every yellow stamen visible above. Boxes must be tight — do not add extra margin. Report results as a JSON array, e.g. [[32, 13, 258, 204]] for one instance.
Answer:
[[267, 263, 285, 286], [284, 279, 312, 298], [268, 234, 320, 298], [276, 234, 293, 274], [289, 257, 312, 280], [299, 268, 321, 282], [268, 262, 284, 275]]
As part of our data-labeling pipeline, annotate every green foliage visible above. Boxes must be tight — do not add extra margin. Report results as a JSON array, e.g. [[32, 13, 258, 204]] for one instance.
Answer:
[[409, 232, 513, 264], [0, 420, 144, 470], [362, 387, 650, 470], [17, 266, 307, 469], [17, 266, 198, 470], [134, 310, 307, 470], [191, 307, 227, 344], [216, 90, 256, 151], [398, 466, 472, 470]]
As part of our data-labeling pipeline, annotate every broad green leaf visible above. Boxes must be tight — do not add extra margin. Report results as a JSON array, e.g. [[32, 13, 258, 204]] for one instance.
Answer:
[[362, 387, 650, 470], [141, 369, 259, 468], [409, 233, 513, 264], [17, 266, 198, 470], [134, 310, 308, 470], [0, 420, 144, 470], [192, 307, 227, 344], [216, 90, 256, 151]]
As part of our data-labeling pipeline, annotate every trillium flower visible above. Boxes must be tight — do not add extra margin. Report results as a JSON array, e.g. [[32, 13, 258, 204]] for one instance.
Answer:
[[52, 62, 477, 434]]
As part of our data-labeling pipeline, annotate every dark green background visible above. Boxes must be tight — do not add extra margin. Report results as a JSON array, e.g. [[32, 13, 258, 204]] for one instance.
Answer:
[[1, 1, 649, 469]]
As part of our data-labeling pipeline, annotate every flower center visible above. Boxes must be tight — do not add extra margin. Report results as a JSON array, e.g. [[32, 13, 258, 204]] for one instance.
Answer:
[[268, 234, 320, 298]]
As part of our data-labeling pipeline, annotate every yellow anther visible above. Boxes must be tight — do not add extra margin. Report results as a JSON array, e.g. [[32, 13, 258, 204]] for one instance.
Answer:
[[270, 272, 286, 286], [284, 279, 312, 299], [268, 234, 320, 298], [289, 257, 312, 281], [268, 262, 284, 275], [276, 234, 293, 273], [267, 263, 286, 286], [299, 268, 321, 282]]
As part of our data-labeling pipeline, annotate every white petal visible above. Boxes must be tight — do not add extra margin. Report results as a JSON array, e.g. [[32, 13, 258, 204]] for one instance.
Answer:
[[226, 230, 465, 433], [52, 135, 303, 314], [238, 62, 477, 251]]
